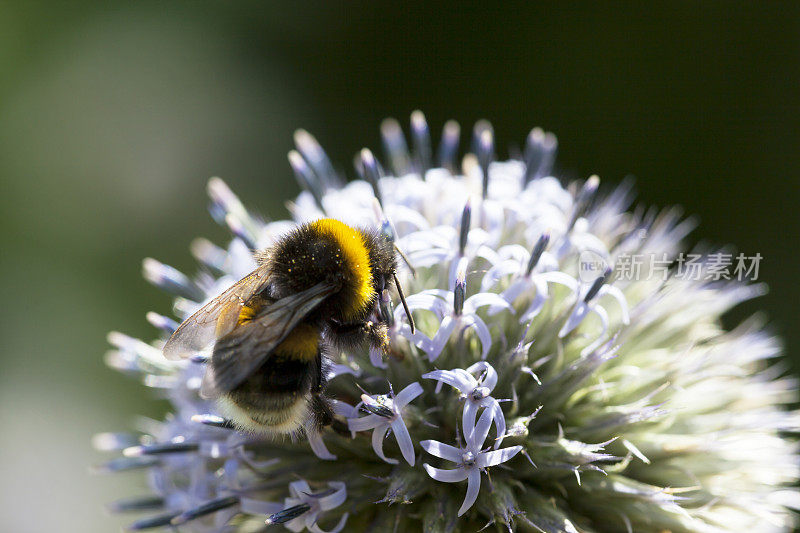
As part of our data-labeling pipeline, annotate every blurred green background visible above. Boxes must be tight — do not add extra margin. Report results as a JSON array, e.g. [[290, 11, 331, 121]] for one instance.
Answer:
[[1, 2, 798, 531]]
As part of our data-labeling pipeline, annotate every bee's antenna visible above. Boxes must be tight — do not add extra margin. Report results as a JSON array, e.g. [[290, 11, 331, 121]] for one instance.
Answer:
[[393, 243, 417, 278], [393, 273, 415, 334], [371, 197, 417, 279]]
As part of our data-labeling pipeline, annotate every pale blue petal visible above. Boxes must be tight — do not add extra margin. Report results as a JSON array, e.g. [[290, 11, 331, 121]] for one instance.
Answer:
[[427, 316, 457, 361], [385, 203, 430, 231], [466, 361, 497, 390], [394, 382, 423, 407], [520, 294, 546, 324], [538, 252, 559, 271], [420, 440, 462, 462], [227, 238, 258, 279], [462, 401, 480, 445], [464, 293, 511, 314], [480, 259, 523, 293], [580, 305, 610, 356], [422, 369, 474, 394], [539, 270, 579, 292], [520, 277, 549, 323], [410, 248, 452, 267], [396, 326, 433, 353], [489, 400, 507, 449], [303, 510, 321, 531], [285, 516, 306, 532], [309, 513, 349, 533], [239, 498, 283, 515], [469, 407, 494, 449], [475, 244, 501, 266], [467, 226, 491, 249], [448, 255, 464, 290], [501, 278, 530, 306], [592, 304, 609, 334], [398, 292, 451, 318], [559, 301, 589, 337], [599, 285, 630, 324], [317, 481, 347, 510], [477, 445, 522, 468], [401, 228, 453, 250], [347, 415, 383, 433], [458, 469, 482, 516], [453, 368, 479, 390], [391, 417, 416, 466], [423, 464, 469, 483], [371, 424, 399, 465], [461, 315, 492, 360], [307, 430, 336, 461], [326, 363, 360, 381], [419, 288, 453, 300], [288, 480, 312, 497], [369, 346, 387, 369], [330, 399, 357, 418], [497, 244, 529, 263], [571, 232, 609, 259]]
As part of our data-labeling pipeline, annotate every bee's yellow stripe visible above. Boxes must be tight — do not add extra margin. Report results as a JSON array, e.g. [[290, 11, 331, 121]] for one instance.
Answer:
[[274, 323, 319, 361], [309, 218, 374, 320], [237, 303, 319, 361], [237, 304, 258, 324]]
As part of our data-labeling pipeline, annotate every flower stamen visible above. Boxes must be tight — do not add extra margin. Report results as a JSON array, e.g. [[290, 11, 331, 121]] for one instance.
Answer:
[[265, 503, 312, 525]]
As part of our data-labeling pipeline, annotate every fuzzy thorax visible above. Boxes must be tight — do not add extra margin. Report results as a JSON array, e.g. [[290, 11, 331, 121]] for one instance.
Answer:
[[265, 218, 375, 322]]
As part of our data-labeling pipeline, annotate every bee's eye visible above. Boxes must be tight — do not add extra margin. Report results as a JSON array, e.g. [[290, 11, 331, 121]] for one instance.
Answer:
[[377, 275, 385, 291]]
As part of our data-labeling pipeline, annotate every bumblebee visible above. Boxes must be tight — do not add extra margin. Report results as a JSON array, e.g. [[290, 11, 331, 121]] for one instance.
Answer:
[[163, 218, 413, 436]]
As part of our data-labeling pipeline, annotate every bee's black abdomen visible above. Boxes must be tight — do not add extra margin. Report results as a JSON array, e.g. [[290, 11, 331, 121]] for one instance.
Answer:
[[229, 357, 312, 399], [225, 356, 314, 429], [255, 357, 310, 392]]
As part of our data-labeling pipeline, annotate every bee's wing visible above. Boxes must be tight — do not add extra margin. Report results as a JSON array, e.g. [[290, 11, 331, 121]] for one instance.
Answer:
[[163, 265, 271, 360], [202, 281, 338, 396]]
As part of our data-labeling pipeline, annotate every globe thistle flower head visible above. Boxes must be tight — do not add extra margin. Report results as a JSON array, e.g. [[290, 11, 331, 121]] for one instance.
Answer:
[[97, 112, 800, 532]]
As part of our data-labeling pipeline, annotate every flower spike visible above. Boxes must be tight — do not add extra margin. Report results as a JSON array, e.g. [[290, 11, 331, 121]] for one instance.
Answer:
[[411, 110, 432, 176], [437, 119, 461, 172], [523, 127, 558, 185], [359, 148, 383, 205]]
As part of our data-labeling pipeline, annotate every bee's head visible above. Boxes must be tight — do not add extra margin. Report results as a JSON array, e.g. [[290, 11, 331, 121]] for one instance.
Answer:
[[362, 228, 397, 298]]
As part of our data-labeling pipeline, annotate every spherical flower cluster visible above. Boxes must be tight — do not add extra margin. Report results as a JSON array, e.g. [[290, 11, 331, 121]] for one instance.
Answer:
[[96, 112, 800, 532]]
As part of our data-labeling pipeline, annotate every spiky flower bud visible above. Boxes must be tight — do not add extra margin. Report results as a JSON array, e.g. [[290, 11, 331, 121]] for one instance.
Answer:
[[97, 112, 799, 532]]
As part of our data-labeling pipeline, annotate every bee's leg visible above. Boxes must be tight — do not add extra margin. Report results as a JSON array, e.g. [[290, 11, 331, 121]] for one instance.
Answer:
[[312, 351, 325, 393], [326, 319, 368, 342], [311, 352, 333, 427], [312, 394, 334, 428], [330, 416, 351, 436]]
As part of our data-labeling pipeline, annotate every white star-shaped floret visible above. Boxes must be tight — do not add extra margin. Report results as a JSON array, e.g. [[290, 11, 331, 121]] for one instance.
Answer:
[[422, 361, 507, 448], [395, 258, 511, 362], [268, 480, 349, 533], [421, 408, 523, 516], [347, 382, 422, 465]]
